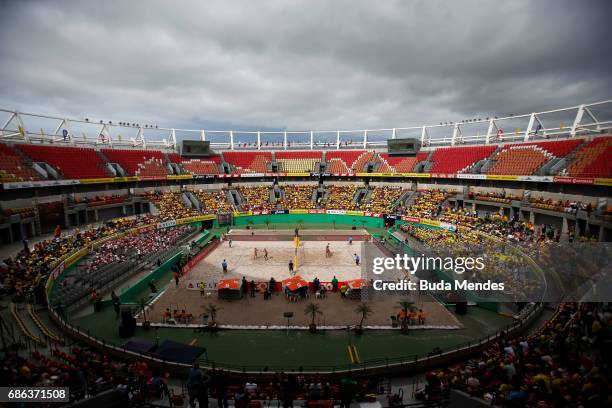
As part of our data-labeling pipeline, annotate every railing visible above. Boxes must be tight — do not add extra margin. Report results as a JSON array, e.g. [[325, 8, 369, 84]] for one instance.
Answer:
[[2, 99, 611, 150]]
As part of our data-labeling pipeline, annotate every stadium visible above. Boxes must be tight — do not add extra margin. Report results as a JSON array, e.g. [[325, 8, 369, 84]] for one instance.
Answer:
[[1, 2, 611, 408]]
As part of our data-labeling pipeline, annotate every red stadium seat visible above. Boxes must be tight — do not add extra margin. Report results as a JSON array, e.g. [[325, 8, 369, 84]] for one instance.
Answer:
[[17, 144, 110, 179]]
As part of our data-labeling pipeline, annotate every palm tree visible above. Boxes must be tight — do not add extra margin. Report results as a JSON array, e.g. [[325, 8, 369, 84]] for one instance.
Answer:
[[354, 303, 373, 332], [203, 303, 220, 326], [397, 300, 416, 333], [304, 302, 323, 332]]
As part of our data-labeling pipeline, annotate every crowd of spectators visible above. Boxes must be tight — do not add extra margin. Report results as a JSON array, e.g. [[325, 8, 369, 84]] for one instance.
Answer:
[[1, 217, 152, 300], [143, 191, 201, 220], [237, 186, 276, 211], [528, 197, 594, 215], [421, 303, 610, 407], [1, 206, 35, 219], [191, 190, 233, 213], [363, 186, 405, 213], [278, 185, 317, 209], [85, 226, 191, 272], [469, 190, 520, 204], [321, 185, 359, 210], [0, 345, 180, 403], [399, 189, 449, 219]]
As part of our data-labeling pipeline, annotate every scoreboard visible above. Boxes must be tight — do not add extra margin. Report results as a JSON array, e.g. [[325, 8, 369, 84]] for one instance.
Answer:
[[180, 140, 211, 156], [386, 138, 421, 156]]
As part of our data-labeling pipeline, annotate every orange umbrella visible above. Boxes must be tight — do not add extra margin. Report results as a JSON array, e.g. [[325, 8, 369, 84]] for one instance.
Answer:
[[281, 275, 304, 284], [217, 278, 240, 290], [346, 279, 367, 289], [283, 275, 308, 291]]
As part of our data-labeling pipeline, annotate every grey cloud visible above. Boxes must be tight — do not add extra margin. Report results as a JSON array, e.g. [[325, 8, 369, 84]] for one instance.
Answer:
[[0, 0, 610, 132]]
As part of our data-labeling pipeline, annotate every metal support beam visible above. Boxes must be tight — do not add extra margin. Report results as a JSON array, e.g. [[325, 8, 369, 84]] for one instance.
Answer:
[[570, 105, 584, 137], [486, 119, 495, 144], [524, 112, 535, 142]]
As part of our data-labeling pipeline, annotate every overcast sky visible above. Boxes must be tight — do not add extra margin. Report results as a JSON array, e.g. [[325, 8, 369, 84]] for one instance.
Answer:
[[1, 0, 611, 133]]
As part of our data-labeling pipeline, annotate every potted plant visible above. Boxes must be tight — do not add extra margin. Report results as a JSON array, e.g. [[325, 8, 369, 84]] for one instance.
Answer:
[[137, 297, 151, 330], [354, 303, 372, 334], [203, 303, 220, 331], [397, 300, 415, 335], [304, 302, 322, 333]]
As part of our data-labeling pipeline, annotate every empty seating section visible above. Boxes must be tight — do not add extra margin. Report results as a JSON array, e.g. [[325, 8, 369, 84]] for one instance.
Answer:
[[167, 153, 182, 163], [280, 185, 316, 209], [181, 159, 220, 175], [192, 190, 232, 212], [349, 151, 373, 172], [136, 158, 168, 178], [325, 151, 365, 172], [17, 144, 110, 179], [278, 159, 318, 172], [487, 145, 549, 175], [0, 144, 41, 182], [429, 146, 496, 173], [415, 152, 429, 161], [531, 139, 582, 157], [327, 158, 350, 173], [380, 154, 419, 172], [276, 151, 321, 173], [366, 153, 395, 173], [275, 151, 322, 160], [101, 149, 166, 176], [223, 151, 271, 173], [565, 137, 612, 177]]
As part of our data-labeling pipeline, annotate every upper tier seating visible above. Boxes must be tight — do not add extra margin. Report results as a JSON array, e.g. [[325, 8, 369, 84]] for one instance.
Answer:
[[415, 152, 429, 161], [0, 144, 41, 182], [325, 151, 365, 172], [17, 144, 110, 179], [223, 151, 271, 173], [354, 152, 394, 173], [181, 159, 220, 175], [429, 146, 496, 173], [275, 151, 322, 160], [276, 151, 321, 173], [167, 153, 182, 164], [327, 158, 350, 173], [136, 158, 168, 178], [380, 154, 419, 172], [565, 136, 612, 178], [527, 139, 582, 157], [487, 145, 549, 175], [277, 159, 318, 172], [101, 149, 166, 176]]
